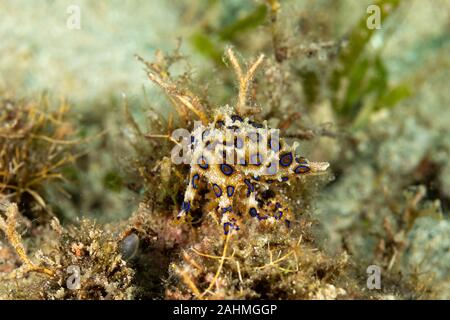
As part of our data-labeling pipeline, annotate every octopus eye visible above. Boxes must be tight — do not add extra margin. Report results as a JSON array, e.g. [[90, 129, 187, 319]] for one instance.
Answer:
[[198, 156, 209, 169], [267, 179, 274, 184], [181, 201, 191, 213], [191, 174, 200, 189], [220, 164, 234, 176], [234, 136, 244, 149], [294, 165, 310, 174], [212, 184, 222, 197], [249, 153, 263, 166], [231, 114, 243, 123], [279, 152, 293, 167], [249, 207, 258, 217], [216, 120, 225, 128], [249, 120, 263, 128], [226, 186, 235, 197]]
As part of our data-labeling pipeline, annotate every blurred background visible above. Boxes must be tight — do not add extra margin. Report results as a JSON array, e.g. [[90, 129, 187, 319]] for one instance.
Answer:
[[0, 0, 449, 298]]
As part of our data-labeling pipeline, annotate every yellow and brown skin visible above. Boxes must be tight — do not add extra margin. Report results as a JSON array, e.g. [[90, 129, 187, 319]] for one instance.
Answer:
[[178, 107, 329, 235]]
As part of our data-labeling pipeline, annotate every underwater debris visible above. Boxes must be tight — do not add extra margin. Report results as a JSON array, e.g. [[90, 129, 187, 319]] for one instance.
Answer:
[[165, 203, 357, 300], [0, 202, 55, 278], [0, 96, 79, 220], [0, 201, 134, 299], [120, 232, 140, 261], [135, 43, 209, 126]]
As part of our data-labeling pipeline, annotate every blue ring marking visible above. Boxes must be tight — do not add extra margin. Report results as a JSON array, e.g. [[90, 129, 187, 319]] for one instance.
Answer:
[[267, 179, 274, 184], [198, 156, 209, 169], [274, 211, 283, 220], [294, 165, 310, 174], [275, 202, 282, 209], [281, 176, 289, 182], [221, 206, 232, 213], [223, 222, 233, 235], [285, 219, 291, 228], [216, 120, 225, 128], [220, 164, 234, 176], [226, 186, 235, 197], [249, 207, 258, 217], [191, 174, 199, 189], [257, 214, 268, 220], [253, 175, 260, 181], [279, 152, 293, 167], [244, 179, 255, 196], [212, 184, 222, 197], [295, 156, 307, 164], [181, 201, 190, 213]]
